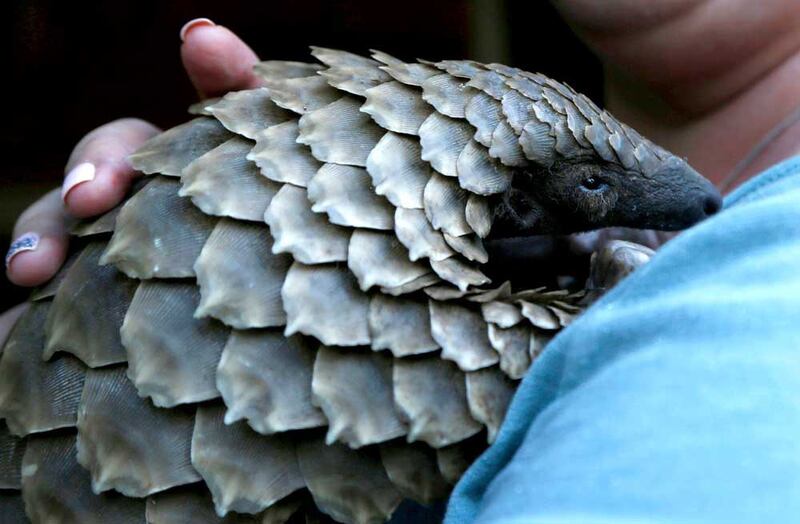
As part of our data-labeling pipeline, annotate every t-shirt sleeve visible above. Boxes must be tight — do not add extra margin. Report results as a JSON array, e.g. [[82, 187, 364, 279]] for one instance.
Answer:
[[445, 156, 800, 523]]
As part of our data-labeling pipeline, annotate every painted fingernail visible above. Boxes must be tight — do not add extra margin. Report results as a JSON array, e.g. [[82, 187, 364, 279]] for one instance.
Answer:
[[180, 18, 215, 42], [62, 162, 96, 202], [5, 233, 40, 268]]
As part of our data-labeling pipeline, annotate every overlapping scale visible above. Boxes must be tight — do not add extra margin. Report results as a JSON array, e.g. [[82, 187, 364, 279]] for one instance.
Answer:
[[248, 120, 322, 187], [371, 50, 439, 86], [378, 441, 448, 504], [393, 358, 482, 448], [179, 137, 281, 222], [393, 208, 453, 262], [311, 46, 391, 96], [362, 81, 432, 135], [348, 229, 432, 291], [205, 88, 292, 140], [216, 330, 324, 435], [366, 132, 431, 209], [194, 220, 291, 329], [128, 118, 233, 177], [297, 96, 384, 167], [252, 59, 322, 81], [0, 302, 85, 436], [311, 347, 405, 448], [264, 184, 350, 265], [367, 294, 439, 357], [428, 301, 498, 371], [296, 437, 402, 524], [0, 422, 25, 488], [22, 433, 146, 523], [101, 176, 217, 279], [77, 366, 200, 497], [121, 281, 229, 407], [45, 241, 138, 367], [261, 75, 339, 115], [191, 405, 304, 516], [282, 263, 370, 347], [307, 164, 394, 230]]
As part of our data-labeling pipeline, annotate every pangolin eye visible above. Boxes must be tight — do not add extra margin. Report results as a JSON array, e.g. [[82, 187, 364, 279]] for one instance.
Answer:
[[581, 176, 606, 191]]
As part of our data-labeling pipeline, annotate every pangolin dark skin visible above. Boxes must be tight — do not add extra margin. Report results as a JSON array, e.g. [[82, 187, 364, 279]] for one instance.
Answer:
[[492, 155, 720, 236], [485, 150, 720, 287], [0, 48, 720, 524]]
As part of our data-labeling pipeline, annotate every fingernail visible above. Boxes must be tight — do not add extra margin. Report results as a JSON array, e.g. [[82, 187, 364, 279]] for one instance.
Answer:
[[5, 233, 40, 268], [62, 162, 96, 202], [180, 18, 215, 42]]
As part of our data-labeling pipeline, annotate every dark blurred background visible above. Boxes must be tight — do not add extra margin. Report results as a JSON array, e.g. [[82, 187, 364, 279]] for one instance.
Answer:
[[1, 0, 601, 311]]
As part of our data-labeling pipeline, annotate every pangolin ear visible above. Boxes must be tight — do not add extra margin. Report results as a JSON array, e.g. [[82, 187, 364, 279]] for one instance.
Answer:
[[486, 186, 551, 238]]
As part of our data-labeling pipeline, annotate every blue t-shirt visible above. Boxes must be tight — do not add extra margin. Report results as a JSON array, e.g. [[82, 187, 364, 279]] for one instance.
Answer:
[[444, 155, 800, 523]]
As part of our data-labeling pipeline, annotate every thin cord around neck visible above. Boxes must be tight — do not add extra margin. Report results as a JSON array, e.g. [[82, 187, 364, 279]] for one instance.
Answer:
[[719, 104, 800, 193]]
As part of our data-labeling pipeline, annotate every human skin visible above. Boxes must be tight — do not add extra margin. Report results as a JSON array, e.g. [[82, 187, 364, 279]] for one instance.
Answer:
[[3, 3, 800, 340], [553, 0, 800, 187]]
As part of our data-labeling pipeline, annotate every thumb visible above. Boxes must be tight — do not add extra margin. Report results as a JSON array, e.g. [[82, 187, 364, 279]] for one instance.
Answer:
[[179, 19, 263, 98]]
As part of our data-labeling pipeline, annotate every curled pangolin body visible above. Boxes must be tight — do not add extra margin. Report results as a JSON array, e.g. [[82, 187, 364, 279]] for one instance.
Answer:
[[0, 48, 657, 523]]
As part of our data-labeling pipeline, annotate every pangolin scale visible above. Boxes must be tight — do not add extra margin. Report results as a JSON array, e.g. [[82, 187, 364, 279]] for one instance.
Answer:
[[0, 47, 716, 523]]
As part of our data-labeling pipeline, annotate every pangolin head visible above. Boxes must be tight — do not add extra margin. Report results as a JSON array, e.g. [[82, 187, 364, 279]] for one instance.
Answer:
[[486, 69, 721, 237]]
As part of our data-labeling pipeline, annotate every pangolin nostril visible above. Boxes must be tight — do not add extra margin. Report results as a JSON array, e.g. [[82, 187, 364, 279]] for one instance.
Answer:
[[703, 193, 723, 216]]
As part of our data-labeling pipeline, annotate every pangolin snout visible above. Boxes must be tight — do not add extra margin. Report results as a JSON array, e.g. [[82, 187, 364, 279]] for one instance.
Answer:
[[651, 156, 722, 228], [684, 177, 723, 224], [702, 191, 723, 217]]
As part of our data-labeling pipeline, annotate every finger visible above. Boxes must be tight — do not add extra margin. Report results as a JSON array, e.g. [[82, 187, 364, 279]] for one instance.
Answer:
[[5, 190, 69, 287], [0, 303, 28, 349], [62, 118, 160, 218], [179, 18, 262, 98]]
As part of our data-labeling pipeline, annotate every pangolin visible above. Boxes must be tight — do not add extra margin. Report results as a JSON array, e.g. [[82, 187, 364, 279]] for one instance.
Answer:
[[0, 47, 720, 524]]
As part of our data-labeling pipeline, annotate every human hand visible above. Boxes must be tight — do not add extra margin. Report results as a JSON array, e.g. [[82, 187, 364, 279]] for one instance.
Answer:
[[2, 19, 263, 340]]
